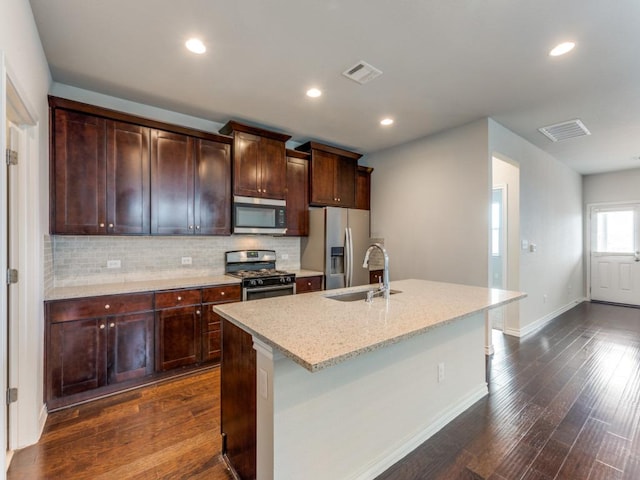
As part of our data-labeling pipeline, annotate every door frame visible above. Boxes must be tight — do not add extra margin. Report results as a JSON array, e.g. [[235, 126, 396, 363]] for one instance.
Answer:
[[586, 201, 640, 303]]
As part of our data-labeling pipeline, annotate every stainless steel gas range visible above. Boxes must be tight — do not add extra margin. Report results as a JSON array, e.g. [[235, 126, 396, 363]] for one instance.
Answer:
[[225, 250, 296, 301]]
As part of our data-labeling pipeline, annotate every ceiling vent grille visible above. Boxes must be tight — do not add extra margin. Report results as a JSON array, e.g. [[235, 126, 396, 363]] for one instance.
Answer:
[[342, 61, 383, 85], [538, 119, 591, 142]]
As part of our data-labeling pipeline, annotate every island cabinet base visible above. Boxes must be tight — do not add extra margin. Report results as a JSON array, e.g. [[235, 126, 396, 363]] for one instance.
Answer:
[[250, 312, 487, 480], [221, 319, 257, 480]]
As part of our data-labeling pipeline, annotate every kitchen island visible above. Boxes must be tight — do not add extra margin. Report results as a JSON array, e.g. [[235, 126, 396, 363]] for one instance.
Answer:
[[214, 279, 525, 480]]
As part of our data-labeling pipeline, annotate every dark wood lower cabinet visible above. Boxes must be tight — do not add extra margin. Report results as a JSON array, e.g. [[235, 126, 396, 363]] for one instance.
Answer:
[[47, 310, 154, 402], [155, 305, 201, 372], [221, 319, 257, 480]]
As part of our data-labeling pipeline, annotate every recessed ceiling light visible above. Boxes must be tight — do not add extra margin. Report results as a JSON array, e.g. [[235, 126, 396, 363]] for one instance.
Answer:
[[186, 38, 206, 54], [380, 118, 394, 126], [306, 88, 322, 98], [549, 41, 575, 57]]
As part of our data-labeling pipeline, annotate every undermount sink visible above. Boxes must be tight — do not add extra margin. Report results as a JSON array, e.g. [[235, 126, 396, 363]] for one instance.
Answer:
[[326, 289, 402, 302]]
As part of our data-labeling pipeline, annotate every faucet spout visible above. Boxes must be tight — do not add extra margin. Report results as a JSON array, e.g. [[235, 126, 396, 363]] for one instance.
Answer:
[[362, 243, 390, 299]]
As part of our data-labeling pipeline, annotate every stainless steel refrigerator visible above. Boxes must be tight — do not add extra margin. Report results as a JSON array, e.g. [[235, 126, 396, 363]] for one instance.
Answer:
[[301, 207, 371, 290]]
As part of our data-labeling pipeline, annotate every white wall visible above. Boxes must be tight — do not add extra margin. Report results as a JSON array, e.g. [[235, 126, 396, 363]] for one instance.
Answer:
[[489, 119, 584, 334], [364, 118, 584, 335], [583, 167, 640, 205], [364, 119, 490, 288], [1, 0, 52, 455]]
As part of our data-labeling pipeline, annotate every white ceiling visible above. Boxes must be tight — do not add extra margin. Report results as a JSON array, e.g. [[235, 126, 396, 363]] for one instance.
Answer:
[[29, 0, 640, 175]]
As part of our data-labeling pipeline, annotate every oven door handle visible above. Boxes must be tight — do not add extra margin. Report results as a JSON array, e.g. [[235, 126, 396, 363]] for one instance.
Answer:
[[243, 283, 295, 301]]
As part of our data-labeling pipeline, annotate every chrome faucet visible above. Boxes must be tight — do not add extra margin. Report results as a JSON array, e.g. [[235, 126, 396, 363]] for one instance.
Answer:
[[362, 243, 390, 300]]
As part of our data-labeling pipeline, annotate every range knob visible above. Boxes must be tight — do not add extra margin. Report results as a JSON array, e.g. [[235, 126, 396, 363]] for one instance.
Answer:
[[250, 279, 257, 287], [257, 279, 264, 285]]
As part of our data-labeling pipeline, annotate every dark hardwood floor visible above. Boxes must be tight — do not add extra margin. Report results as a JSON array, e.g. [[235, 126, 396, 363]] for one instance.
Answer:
[[376, 301, 640, 479], [8, 301, 640, 479], [7, 368, 234, 480]]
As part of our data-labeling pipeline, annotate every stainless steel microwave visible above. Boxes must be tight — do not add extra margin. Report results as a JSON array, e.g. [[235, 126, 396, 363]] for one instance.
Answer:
[[233, 196, 287, 235]]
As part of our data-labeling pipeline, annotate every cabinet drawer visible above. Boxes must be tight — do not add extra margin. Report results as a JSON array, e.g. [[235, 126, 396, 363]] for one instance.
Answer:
[[202, 284, 241, 303], [202, 307, 223, 332], [155, 289, 202, 309], [296, 276, 323, 294], [48, 293, 154, 323]]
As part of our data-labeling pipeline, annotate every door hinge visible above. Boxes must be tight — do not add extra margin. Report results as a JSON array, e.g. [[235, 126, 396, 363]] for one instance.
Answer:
[[7, 387, 18, 405], [6, 148, 18, 166], [7, 268, 18, 285]]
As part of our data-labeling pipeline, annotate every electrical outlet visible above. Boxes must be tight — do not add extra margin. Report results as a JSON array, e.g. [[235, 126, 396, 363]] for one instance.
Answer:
[[281, 253, 289, 260], [543, 294, 548, 303], [107, 260, 121, 269], [181, 256, 192, 265], [437, 362, 445, 383]]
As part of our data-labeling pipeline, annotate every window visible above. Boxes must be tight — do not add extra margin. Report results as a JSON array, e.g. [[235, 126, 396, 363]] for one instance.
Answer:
[[595, 209, 635, 253]]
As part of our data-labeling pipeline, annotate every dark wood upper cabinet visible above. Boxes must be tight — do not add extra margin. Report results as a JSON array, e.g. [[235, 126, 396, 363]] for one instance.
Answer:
[[151, 130, 232, 235], [196, 139, 232, 235], [150, 130, 195, 235], [106, 122, 151, 234], [296, 141, 362, 208], [220, 121, 291, 200], [49, 96, 231, 236], [51, 109, 108, 234], [355, 166, 373, 210], [285, 149, 309, 236]]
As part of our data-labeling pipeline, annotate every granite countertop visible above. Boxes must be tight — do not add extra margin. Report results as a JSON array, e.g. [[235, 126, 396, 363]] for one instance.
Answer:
[[45, 269, 324, 301], [214, 278, 526, 372]]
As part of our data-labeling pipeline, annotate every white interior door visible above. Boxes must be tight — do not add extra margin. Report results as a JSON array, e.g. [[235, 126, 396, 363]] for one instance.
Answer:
[[590, 205, 640, 305]]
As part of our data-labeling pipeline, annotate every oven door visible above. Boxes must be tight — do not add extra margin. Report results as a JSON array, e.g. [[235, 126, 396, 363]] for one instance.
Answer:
[[243, 283, 295, 301]]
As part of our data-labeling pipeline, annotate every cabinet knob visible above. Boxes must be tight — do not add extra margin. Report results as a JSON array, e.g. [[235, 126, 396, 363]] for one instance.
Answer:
[[99, 222, 105, 228], [196, 310, 201, 315], [308, 282, 312, 286], [99, 324, 105, 329], [221, 291, 225, 296], [196, 225, 200, 230], [258, 188, 262, 193], [177, 296, 182, 301], [109, 322, 115, 328], [104, 304, 110, 310], [189, 225, 194, 230], [337, 198, 341, 202], [108, 223, 114, 228]]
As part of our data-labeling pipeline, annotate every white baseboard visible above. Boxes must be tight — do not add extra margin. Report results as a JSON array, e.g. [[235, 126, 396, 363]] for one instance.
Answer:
[[505, 298, 586, 338], [352, 383, 489, 480], [38, 403, 48, 438]]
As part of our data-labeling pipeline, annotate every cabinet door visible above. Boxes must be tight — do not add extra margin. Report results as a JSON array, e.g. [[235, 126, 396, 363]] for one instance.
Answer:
[[49, 319, 107, 398], [335, 155, 356, 208], [106, 122, 151, 234], [107, 312, 154, 384], [201, 307, 223, 363], [155, 306, 201, 371], [310, 150, 337, 206], [260, 137, 287, 199], [233, 131, 261, 198], [195, 139, 231, 235], [285, 155, 309, 236], [151, 130, 195, 234], [355, 167, 372, 210], [52, 109, 107, 234]]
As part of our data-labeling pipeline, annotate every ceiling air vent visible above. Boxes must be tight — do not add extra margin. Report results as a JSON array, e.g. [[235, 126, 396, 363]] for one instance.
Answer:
[[342, 61, 383, 85], [538, 119, 591, 142]]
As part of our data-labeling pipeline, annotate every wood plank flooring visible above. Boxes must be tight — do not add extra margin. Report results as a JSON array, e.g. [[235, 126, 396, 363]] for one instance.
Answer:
[[7, 368, 234, 480], [7, 301, 640, 479], [376, 301, 640, 479]]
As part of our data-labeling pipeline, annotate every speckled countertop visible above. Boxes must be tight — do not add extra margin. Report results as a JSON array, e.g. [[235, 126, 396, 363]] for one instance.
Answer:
[[45, 269, 324, 301], [214, 279, 526, 372]]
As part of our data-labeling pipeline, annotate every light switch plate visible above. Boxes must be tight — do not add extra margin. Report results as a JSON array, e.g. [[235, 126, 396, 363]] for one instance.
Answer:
[[107, 260, 121, 269]]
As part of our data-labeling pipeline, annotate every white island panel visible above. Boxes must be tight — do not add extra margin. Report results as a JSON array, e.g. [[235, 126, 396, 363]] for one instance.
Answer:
[[256, 311, 485, 480]]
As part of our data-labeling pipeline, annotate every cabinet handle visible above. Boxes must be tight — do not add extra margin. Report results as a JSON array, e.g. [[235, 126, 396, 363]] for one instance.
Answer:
[[99, 324, 105, 329], [109, 322, 115, 328], [99, 222, 105, 228], [104, 304, 110, 310], [177, 296, 182, 301]]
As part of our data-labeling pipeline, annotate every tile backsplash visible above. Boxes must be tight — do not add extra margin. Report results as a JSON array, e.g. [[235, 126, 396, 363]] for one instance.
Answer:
[[52, 235, 301, 287]]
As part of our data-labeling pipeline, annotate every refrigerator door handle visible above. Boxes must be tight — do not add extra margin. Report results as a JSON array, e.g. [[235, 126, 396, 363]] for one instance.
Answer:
[[345, 227, 351, 287], [347, 227, 354, 287]]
